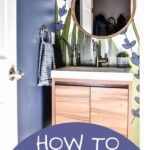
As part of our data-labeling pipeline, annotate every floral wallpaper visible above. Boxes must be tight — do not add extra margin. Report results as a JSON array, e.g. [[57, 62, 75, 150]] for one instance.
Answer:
[[55, 0, 140, 146]]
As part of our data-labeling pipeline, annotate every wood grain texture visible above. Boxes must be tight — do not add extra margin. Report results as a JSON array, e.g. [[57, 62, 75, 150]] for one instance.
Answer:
[[91, 87, 128, 136], [127, 83, 132, 137], [55, 86, 90, 124], [55, 85, 90, 97], [52, 79, 132, 138], [52, 79, 55, 125], [54, 78, 132, 85], [56, 115, 88, 124]]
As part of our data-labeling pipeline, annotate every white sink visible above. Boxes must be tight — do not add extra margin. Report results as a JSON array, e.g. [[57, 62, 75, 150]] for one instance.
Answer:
[[51, 66, 133, 82]]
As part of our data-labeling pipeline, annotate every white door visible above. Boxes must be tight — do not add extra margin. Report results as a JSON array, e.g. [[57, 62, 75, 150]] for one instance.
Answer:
[[80, 0, 93, 34], [0, 0, 18, 149]]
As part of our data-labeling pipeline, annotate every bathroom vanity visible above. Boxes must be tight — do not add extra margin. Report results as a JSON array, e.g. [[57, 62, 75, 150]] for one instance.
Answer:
[[51, 67, 133, 138]]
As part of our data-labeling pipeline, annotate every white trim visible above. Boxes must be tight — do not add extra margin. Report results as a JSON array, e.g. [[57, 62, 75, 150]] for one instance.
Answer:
[[0, 0, 18, 149]]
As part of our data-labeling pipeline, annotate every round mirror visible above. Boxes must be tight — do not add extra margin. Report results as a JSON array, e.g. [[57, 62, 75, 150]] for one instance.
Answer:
[[71, 0, 136, 38]]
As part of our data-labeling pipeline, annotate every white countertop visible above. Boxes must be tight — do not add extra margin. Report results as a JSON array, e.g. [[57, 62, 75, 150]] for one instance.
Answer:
[[51, 67, 133, 82]]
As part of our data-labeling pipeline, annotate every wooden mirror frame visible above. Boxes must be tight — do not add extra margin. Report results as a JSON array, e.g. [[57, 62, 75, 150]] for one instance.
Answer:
[[71, 0, 136, 39]]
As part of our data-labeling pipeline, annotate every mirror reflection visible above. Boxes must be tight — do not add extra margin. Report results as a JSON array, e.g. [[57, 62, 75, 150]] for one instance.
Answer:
[[74, 0, 133, 37]]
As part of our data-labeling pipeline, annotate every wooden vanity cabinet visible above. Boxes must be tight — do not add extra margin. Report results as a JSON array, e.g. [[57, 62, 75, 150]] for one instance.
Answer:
[[91, 87, 129, 137], [54, 85, 90, 124], [52, 79, 132, 138]]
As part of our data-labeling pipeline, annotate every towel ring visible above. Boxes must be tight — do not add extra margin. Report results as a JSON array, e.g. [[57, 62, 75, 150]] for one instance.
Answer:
[[40, 25, 51, 43]]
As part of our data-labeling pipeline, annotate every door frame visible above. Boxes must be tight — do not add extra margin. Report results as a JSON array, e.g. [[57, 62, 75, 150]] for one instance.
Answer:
[[0, 0, 18, 149]]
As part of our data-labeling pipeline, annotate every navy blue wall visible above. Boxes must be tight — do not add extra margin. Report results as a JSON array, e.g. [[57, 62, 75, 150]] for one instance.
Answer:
[[17, 0, 55, 142]]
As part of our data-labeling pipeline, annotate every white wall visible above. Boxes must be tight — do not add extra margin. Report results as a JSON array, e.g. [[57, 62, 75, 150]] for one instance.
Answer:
[[0, 0, 5, 53]]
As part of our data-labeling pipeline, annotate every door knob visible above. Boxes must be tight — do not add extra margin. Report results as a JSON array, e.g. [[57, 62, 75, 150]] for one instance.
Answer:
[[9, 66, 24, 81]]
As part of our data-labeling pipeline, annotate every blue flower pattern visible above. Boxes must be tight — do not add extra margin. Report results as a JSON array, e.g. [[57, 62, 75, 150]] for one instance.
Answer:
[[56, 1, 67, 31], [136, 85, 140, 92], [121, 28, 136, 50], [134, 69, 140, 79], [56, 21, 64, 31], [120, 28, 128, 34], [120, 27, 140, 122], [131, 52, 140, 66], [122, 38, 136, 49], [59, 5, 67, 17], [132, 108, 140, 118], [135, 97, 140, 104]]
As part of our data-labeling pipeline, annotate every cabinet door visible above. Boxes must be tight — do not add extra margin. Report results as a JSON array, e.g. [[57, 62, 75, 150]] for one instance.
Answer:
[[91, 87, 128, 136], [55, 86, 90, 124]]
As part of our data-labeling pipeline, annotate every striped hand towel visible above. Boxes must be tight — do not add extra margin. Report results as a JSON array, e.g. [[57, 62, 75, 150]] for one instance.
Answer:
[[38, 41, 56, 86]]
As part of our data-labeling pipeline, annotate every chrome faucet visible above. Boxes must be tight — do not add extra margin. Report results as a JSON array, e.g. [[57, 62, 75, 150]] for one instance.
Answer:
[[93, 40, 108, 67], [96, 54, 108, 67]]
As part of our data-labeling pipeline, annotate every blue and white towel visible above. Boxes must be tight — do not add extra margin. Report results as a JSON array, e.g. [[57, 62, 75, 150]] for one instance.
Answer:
[[38, 41, 56, 86]]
